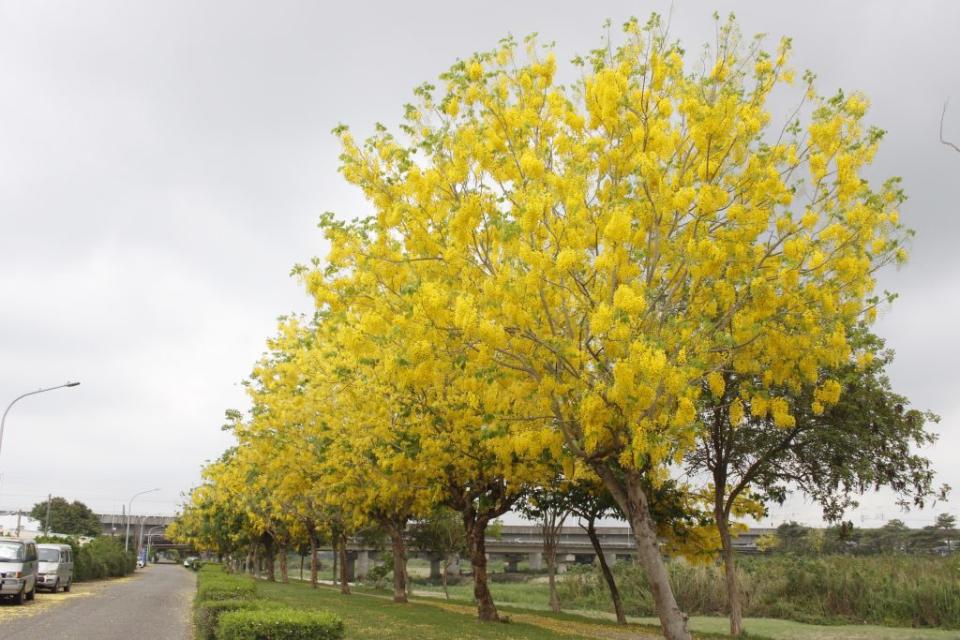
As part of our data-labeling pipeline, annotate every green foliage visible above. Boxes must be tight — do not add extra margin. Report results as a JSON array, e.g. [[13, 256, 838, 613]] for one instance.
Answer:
[[409, 506, 467, 578], [771, 518, 960, 555], [35, 534, 81, 559], [362, 551, 393, 589], [37, 534, 136, 581], [29, 496, 102, 536], [558, 555, 960, 628], [215, 608, 344, 640], [194, 599, 283, 640], [688, 330, 945, 537], [79, 536, 137, 580]]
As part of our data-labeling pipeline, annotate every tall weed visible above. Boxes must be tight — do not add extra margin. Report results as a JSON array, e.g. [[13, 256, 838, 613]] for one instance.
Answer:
[[556, 554, 960, 628]]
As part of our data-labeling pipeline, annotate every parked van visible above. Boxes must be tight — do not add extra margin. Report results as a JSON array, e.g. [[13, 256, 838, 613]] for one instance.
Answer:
[[0, 537, 38, 604], [37, 543, 73, 593]]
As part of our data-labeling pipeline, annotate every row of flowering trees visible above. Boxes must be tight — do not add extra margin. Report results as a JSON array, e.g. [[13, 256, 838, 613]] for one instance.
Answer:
[[171, 16, 943, 640]]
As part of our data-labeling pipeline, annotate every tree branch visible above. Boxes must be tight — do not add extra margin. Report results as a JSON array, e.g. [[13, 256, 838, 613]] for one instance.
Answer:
[[941, 102, 960, 154]]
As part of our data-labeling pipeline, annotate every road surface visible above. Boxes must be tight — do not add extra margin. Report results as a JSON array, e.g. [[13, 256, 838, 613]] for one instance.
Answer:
[[0, 563, 195, 639]]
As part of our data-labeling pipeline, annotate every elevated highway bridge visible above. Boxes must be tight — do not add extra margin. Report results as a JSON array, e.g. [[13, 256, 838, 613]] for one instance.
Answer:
[[92, 513, 774, 578], [96, 513, 188, 555], [342, 523, 774, 580]]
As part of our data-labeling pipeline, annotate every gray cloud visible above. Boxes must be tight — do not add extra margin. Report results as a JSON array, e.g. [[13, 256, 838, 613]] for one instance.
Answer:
[[1, 0, 957, 525]]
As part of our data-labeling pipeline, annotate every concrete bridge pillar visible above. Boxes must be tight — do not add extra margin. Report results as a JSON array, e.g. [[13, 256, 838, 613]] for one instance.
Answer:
[[356, 550, 370, 580], [505, 554, 522, 573], [528, 551, 542, 571], [557, 553, 576, 574], [429, 556, 442, 579], [345, 551, 357, 582], [445, 554, 460, 576]]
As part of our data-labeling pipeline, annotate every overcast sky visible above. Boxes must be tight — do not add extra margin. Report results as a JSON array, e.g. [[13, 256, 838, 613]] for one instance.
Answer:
[[1, 1, 957, 528]]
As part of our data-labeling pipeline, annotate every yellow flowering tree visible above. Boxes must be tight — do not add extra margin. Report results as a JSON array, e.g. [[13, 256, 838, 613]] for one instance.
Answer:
[[688, 325, 943, 637], [330, 15, 908, 639], [170, 454, 256, 564], [305, 216, 560, 621], [310, 312, 441, 603]]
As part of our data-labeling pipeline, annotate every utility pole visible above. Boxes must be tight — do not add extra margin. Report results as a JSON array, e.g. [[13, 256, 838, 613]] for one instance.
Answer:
[[44, 493, 52, 534], [16, 509, 22, 536]]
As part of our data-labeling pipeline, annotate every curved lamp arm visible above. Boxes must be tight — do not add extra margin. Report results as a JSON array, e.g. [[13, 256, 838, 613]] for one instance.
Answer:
[[0, 382, 80, 459]]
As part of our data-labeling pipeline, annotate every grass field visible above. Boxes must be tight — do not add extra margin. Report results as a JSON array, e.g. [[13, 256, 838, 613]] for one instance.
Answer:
[[254, 579, 649, 639], [253, 578, 751, 639], [406, 585, 960, 640], [255, 574, 960, 640], [661, 617, 960, 640]]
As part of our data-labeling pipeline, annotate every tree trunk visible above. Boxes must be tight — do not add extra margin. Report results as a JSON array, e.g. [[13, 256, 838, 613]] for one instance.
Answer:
[[264, 536, 276, 583], [251, 545, 259, 578], [332, 533, 339, 584], [585, 518, 627, 624], [339, 532, 351, 594], [279, 544, 289, 583], [405, 561, 413, 598], [441, 557, 450, 600], [543, 508, 567, 613], [598, 466, 691, 640], [717, 511, 743, 637], [391, 529, 408, 603], [309, 532, 319, 589], [300, 551, 304, 582], [466, 520, 499, 621], [546, 540, 560, 612]]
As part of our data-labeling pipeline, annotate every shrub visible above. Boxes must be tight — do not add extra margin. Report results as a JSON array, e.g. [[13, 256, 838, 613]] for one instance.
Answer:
[[197, 577, 257, 602], [194, 599, 282, 640], [37, 534, 135, 581], [195, 563, 258, 602], [216, 608, 344, 640]]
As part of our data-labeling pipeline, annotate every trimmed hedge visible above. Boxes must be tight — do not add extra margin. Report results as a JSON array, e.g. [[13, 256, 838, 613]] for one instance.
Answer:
[[196, 565, 257, 602], [195, 599, 283, 640], [215, 608, 345, 640], [197, 579, 257, 602]]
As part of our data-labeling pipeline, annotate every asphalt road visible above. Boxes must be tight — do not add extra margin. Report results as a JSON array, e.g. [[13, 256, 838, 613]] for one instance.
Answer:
[[0, 563, 196, 639]]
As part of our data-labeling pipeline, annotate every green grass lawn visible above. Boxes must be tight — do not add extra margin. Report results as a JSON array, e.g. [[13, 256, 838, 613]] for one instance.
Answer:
[[255, 579, 599, 640], [404, 581, 960, 640], [668, 617, 960, 640], [415, 580, 554, 608], [258, 573, 959, 640]]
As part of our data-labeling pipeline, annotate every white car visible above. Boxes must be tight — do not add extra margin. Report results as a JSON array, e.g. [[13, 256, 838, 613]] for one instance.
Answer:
[[37, 543, 73, 592], [0, 537, 38, 604]]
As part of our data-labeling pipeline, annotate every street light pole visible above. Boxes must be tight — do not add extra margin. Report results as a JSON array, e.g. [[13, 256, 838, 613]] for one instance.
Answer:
[[125, 488, 159, 552], [0, 382, 80, 461], [144, 524, 165, 563]]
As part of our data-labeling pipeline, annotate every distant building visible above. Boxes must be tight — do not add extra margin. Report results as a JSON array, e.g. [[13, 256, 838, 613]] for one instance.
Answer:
[[0, 512, 43, 538]]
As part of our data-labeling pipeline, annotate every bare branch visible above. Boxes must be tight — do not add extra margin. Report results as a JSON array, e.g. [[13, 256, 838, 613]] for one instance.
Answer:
[[941, 102, 960, 154]]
